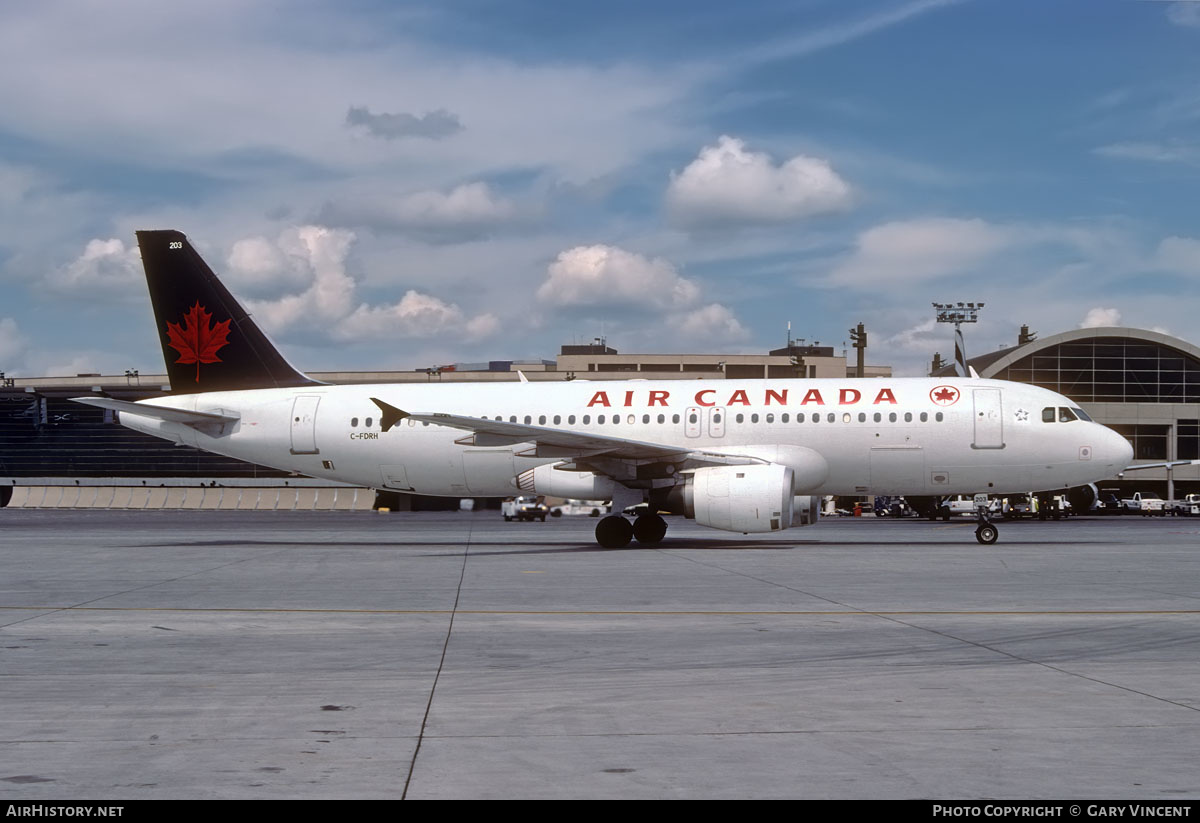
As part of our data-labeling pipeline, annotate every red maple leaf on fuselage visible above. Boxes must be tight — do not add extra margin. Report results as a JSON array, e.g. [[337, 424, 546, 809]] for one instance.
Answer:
[[934, 388, 957, 403], [166, 302, 232, 383]]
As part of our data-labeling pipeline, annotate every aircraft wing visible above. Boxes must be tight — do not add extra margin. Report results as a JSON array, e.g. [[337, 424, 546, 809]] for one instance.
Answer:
[[371, 397, 756, 465], [1122, 459, 1200, 472]]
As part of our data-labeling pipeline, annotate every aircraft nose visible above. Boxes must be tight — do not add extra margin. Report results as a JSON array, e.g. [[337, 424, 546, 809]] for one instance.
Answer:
[[1097, 424, 1133, 471]]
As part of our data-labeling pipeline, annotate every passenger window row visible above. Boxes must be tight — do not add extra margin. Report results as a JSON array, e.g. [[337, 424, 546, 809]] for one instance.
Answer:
[[350, 410, 948, 428]]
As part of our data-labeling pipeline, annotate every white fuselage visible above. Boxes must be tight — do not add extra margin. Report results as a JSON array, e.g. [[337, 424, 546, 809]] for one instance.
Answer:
[[117, 377, 1133, 500]]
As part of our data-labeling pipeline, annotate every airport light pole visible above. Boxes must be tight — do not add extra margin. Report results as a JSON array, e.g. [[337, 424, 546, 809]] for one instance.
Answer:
[[849, 322, 866, 378], [933, 302, 984, 378]]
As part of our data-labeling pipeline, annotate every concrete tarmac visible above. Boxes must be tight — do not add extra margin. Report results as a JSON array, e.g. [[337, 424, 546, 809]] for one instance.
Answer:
[[2, 509, 1199, 799]]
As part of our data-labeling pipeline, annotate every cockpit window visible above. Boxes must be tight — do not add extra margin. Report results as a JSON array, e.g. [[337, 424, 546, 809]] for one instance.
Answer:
[[1042, 407, 1056, 423], [1072, 407, 1092, 422], [1058, 407, 1077, 422]]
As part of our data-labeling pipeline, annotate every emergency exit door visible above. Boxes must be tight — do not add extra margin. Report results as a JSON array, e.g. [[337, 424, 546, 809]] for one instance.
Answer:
[[707, 407, 726, 438]]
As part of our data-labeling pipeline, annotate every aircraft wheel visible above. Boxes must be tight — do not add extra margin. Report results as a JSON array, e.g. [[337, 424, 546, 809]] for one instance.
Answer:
[[595, 516, 634, 549], [940, 507, 951, 521], [633, 513, 668, 545], [975, 524, 998, 545]]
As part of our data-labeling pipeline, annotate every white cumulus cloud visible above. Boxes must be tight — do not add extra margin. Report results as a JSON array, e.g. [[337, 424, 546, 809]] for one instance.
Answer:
[[829, 217, 1015, 288], [226, 234, 320, 295], [47, 238, 143, 296], [537, 245, 700, 309], [240, 225, 498, 343], [1155, 235, 1200, 275], [1080, 307, 1122, 329], [883, 317, 939, 352], [666, 135, 852, 228], [536, 243, 750, 344], [1167, 2, 1200, 27], [669, 303, 749, 343], [318, 182, 518, 241], [340, 291, 498, 342]]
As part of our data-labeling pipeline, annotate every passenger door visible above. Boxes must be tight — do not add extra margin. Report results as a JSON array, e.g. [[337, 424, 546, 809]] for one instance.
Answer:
[[289, 395, 321, 454], [972, 388, 1004, 449]]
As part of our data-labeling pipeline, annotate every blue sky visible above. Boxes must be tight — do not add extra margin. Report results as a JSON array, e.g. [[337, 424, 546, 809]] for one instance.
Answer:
[[2, 0, 1200, 378]]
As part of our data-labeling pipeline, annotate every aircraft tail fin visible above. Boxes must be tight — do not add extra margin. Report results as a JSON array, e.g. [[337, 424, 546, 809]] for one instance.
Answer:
[[136, 230, 319, 393]]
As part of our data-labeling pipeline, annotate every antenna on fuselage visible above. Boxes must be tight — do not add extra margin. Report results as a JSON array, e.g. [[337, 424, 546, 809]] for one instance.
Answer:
[[933, 302, 984, 378]]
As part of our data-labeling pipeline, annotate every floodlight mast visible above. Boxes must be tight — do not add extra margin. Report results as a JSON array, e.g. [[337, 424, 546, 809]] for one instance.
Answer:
[[933, 302, 985, 377]]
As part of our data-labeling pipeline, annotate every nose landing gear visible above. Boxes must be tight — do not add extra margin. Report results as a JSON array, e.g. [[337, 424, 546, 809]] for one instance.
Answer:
[[975, 521, 998, 545]]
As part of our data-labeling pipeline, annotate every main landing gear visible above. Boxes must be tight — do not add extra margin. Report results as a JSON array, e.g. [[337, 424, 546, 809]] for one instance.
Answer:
[[595, 513, 668, 548]]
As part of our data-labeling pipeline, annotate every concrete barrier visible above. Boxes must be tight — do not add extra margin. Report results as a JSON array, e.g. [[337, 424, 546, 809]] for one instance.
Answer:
[[294, 488, 318, 511], [94, 487, 115, 508], [8, 487, 32, 507]]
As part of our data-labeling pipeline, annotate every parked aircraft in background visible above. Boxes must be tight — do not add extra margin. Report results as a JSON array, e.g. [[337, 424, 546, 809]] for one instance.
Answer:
[[73, 231, 1134, 547]]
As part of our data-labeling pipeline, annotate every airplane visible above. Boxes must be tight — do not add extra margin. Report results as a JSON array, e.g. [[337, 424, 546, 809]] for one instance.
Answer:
[[73, 230, 1134, 547]]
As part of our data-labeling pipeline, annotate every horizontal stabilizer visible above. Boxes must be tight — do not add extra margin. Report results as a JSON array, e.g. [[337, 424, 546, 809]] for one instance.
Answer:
[[71, 397, 240, 428]]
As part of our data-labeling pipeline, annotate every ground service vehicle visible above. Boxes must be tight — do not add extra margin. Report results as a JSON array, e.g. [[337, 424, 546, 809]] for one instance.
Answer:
[[1121, 492, 1166, 516], [1166, 494, 1200, 516], [502, 496, 549, 521]]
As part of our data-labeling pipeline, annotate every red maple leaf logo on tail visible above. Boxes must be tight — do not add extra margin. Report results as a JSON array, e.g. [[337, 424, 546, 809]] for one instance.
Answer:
[[166, 302, 232, 383]]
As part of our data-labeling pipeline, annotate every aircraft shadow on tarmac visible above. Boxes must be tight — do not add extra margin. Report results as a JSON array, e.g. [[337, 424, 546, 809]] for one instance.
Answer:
[[137, 537, 1115, 555]]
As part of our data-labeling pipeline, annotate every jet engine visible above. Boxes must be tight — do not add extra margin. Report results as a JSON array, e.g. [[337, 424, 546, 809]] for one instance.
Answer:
[[793, 495, 820, 526], [517, 463, 616, 499], [650, 464, 796, 533], [1067, 483, 1098, 514]]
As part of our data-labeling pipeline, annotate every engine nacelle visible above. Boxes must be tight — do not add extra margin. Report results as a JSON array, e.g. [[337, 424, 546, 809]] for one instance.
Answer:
[[652, 464, 795, 533], [517, 463, 616, 499], [1067, 483, 1098, 513], [793, 495, 820, 526]]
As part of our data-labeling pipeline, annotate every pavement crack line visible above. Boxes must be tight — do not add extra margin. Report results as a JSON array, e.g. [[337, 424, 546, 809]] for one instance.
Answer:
[[659, 549, 1200, 716], [402, 523, 472, 801]]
